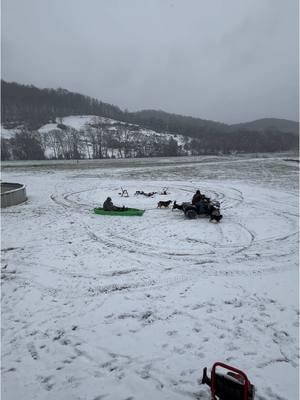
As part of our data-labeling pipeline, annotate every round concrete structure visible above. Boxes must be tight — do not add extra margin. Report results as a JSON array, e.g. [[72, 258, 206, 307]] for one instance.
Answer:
[[1, 182, 27, 208]]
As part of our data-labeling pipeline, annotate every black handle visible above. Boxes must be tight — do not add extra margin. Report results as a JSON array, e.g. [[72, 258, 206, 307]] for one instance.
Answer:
[[202, 367, 211, 387]]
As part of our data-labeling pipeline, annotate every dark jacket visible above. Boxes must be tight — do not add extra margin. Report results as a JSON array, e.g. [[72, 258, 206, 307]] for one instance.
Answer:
[[192, 192, 202, 205], [103, 198, 118, 211]]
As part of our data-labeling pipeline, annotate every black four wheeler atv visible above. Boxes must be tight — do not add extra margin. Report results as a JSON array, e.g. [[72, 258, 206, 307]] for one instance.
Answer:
[[174, 200, 223, 222]]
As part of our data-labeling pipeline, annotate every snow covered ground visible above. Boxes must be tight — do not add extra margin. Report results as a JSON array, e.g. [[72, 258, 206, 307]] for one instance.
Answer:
[[1, 155, 299, 400]]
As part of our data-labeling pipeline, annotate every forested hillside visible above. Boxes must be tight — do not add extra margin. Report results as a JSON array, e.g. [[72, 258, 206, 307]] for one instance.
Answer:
[[230, 118, 299, 135], [1, 81, 123, 130], [1, 80, 298, 160]]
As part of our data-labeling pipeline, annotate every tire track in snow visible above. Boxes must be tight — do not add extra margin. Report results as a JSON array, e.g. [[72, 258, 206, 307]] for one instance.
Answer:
[[48, 181, 298, 284]]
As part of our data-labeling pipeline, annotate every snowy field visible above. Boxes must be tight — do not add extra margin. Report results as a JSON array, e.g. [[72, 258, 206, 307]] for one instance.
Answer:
[[1, 155, 299, 400]]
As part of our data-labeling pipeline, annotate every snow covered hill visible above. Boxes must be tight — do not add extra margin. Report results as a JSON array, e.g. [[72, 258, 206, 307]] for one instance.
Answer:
[[2, 114, 297, 161], [1, 115, 190, 160], [1, 126, 16, 140], [2, 81, 298, 160]]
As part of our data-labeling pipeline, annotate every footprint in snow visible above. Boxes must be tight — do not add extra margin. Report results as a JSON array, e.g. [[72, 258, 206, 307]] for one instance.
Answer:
[[27, 343, 39, 360], [38, 375, 55, 391], [167, 330, 177, 336], [53, 329, 65, 341], [173, 346, 185, 355]]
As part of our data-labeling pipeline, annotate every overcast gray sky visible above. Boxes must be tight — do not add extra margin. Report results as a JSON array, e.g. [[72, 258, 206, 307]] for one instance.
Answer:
[[1, 0, 299, 123]]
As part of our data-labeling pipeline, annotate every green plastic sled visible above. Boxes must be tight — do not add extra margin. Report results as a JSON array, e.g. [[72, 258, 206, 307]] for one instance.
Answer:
[[93, 207, 145, 216]]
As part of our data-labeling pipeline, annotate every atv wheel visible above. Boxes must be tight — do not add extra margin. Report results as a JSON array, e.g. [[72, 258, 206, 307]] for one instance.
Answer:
[[185, 209, 197, 219]]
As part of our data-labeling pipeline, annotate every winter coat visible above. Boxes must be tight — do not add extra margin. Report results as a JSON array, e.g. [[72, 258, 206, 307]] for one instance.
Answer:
[[103, 198, 117, 211], [192, 193, 202, 205]]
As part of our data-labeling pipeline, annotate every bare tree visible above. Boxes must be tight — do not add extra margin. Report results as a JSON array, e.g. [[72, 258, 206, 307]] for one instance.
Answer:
[[12, 129, 45, 160], [1, 139, 11, 160]]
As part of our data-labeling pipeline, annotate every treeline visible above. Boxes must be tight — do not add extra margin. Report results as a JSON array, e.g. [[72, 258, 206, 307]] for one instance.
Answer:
[[1, 81, 228, 137], [126, 109, 227, 138], [1, 80, 123, 130], [1, 124, 183, 161], [1, 80, 298, 157], [186, 129, 298, 154], [2, 124, 297, 161]]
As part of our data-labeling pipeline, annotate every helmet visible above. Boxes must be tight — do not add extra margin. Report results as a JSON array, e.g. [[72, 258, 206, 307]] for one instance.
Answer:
[[107, 197, 111, 201]]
